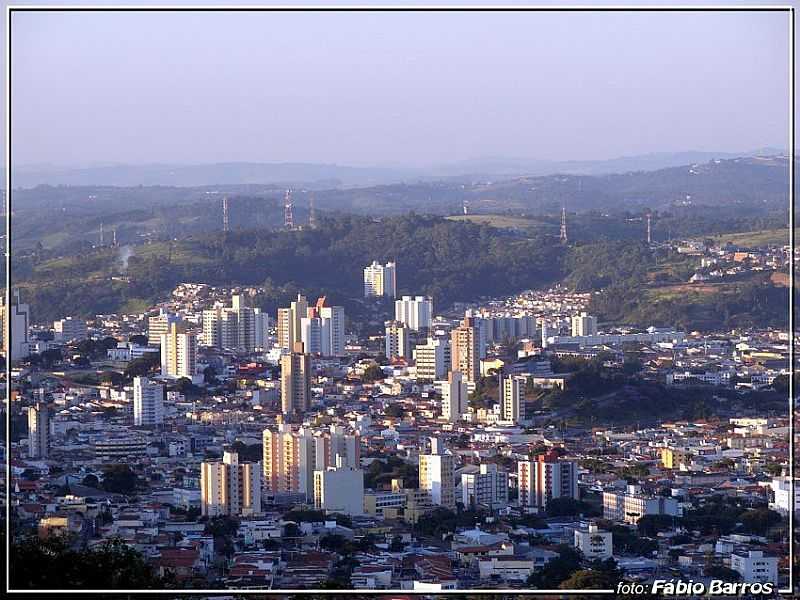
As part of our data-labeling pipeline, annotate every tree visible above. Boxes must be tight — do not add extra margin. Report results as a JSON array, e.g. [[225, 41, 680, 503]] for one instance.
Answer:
[[361, 364, 384, 383], [204, 515, 240, 538], [203, 366, 219, 385], [128, 334, 149, 346], [101, 465, 139, 495], [638, 514, 674, 537], [559, 569, 618, 590], [384, 404, 404, 418], [81, 474, 100, 488], [11, 537, 166, 589], [705, 565, 742, 582], [528, 544, 582, 589], [546, 497, 582, 517], [739, 508, 782, 534], [389, 536, 405, 552]]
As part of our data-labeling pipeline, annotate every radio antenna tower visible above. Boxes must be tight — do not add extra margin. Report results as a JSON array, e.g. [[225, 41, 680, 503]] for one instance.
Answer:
[[284, 189, 294, 230], [308, 194, 317, 229], [112, 228, 117, 247], [99, 223, 105, 246], [222, 197, 230, 233], [646, 212, 652, 244], [559, 206, 568, 243]]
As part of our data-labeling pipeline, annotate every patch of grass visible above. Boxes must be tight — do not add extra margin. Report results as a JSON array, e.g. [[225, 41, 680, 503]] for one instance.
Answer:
[[447, 214, 549, 230], [712, 228, 796, 248]]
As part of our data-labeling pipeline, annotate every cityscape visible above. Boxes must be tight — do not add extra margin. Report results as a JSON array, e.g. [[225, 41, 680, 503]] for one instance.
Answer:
[[4, 4, 795, 597]]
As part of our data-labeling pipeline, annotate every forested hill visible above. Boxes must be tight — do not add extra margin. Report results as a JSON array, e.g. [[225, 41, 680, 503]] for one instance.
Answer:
[[13, 214, 788, 332], [16, 215, 567, 323]]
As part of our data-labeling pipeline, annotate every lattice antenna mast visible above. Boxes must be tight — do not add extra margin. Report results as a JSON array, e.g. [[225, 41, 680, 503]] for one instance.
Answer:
[[99, 222, 105, 246], [284, 189, 294, 230], [222, 197, 230, 233], [646, 212, 652, 244], [559, 206, 568, 243]]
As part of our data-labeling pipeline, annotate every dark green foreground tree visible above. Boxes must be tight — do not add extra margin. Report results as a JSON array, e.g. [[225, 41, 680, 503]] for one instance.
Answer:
[[11, 536, 167, 589]]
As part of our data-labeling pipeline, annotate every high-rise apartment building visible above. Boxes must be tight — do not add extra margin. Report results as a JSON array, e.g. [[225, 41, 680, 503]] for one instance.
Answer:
[[500, 375, 525, 425], [201, 450, 262, 517], [53, 317, 88, 343], [363, 260, 396, 298], [1, 290, 30, 360], [147, 310, 181, 344], [451, 317, 480, 383], [203, 294, 269, 353], [461, 463, 509, 510], [281, 342, 311, 415], [277, 294, 308, 352], [518, 450, 578, 511], [414, 337, 449, 380], [27, 402, 50, 459], [384, 320, 411, 360], [160, 322, 197, 379], [133, 376, 164, 426], [314, 465, 365, 516], [263, 424, 360, 500], [441, 370, 467, 423], [394, 295, 433, 331], [419, 437, 455, 509], [571, 312, 598, 337], [300, 297, 346, 356]]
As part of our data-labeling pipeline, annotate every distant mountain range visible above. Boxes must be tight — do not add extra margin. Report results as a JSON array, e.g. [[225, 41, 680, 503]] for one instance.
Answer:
[[6, 148, 785, 189]]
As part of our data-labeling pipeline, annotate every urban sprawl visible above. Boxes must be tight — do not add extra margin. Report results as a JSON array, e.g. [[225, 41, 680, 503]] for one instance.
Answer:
[[6, 239, 794, 591]]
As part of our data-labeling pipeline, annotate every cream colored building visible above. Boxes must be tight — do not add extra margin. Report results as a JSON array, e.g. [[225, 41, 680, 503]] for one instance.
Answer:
[[419, 438, 455, 509], [160, 322, 197, 379], [364, 260, 396, 298], [201, 450, 262, 518]]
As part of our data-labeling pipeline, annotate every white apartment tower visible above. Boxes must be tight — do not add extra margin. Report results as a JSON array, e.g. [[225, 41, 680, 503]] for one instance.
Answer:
[[395, 295, 433, 331], [441, 370, 468, 423], [571, 312, 598, 337], [300, 297, 346, 356], [385, 320, 411, 360], [203, 294, 269, 353], [314, 464, 365, 516], [201, 450, 262, 518], [500, 375, 525, 425], [133, 376, 165, 426], [414, 337, 449, 380], [277, 294, 308, 352], [461, 463, 509, 510], [364, 261, 397, 298], [1, 290, 30, 360], [27, 402, 50, 459], [518, 451, 579, 511]]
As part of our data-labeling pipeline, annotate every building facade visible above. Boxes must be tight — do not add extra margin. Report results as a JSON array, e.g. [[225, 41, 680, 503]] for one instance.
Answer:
[[395, 295, 432, 331], [201, 450, 262, 518], [364, 260, 397, 298], [133, 376, 165, 426]]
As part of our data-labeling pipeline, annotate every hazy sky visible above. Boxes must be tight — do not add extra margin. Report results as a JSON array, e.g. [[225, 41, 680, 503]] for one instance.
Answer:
[[8, 6, 792, 167]]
